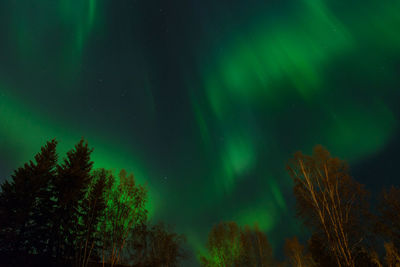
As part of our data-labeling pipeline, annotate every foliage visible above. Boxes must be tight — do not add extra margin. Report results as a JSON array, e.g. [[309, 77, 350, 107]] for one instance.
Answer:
[[3, 140, 400, 267], [376, 187, 400, 248], [284, 237, 315, 267], [200, 221, 275, 267], [0, 139, 58, 264], [128, 222, 187, 267], [53, 139, 94, 262], [99, 169, 148, 266], [75, 169, 108, 267], [0, 139, 159, 267], [287, 145, 370, 267], [383, 242, 400, 267]]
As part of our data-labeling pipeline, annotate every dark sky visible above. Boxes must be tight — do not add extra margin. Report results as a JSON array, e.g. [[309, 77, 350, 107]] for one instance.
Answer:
[[1, 0, 400, 265]]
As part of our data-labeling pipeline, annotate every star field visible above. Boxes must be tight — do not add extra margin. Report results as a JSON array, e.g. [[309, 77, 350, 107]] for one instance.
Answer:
[[0, 0, 400, 264]]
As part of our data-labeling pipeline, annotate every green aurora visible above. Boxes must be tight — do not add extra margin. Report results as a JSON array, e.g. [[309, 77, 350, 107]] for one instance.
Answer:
[[0, 0, 399, 264]]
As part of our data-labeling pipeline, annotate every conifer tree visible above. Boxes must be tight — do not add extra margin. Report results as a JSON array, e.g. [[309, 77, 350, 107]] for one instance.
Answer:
[[53, 138, 94, 262], [75, 168, 108, 267], [0, 139, 58, 262]]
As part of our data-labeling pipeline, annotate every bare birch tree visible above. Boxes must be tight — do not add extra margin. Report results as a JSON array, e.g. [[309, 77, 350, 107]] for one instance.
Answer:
[[284, 237, 315, 267], [100, 169, 148, 267], [287, 145, 369, 267], [200, 222, 275, 267]]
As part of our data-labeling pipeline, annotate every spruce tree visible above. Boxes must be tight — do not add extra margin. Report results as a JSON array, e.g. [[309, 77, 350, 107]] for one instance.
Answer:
[[53, 138, 94, 262], [0, 139, 58, 262], [75, 169, 108, 267]]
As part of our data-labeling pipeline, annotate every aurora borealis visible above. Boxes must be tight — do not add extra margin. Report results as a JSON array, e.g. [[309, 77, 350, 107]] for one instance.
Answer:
[[0, 0, 400, 265]]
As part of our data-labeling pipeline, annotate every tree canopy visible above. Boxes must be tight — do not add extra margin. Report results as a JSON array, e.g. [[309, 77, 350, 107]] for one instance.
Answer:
[[1, 141, 400, 266]]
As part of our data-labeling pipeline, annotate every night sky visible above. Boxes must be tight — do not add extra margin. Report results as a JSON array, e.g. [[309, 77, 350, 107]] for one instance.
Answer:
[[1, 0, 400, 264]]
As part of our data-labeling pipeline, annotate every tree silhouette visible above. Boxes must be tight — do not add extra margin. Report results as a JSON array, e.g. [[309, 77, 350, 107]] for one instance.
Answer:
[[0, 139, 58, 264], [6, 140, 400, 266], [369, 186, 400, 267], [75, 169, 108, 267], [287, 145, 370, 267], [52, 139, 94, 263], [241, 225, 276, 266], [0, 139, 190, 267], [200, 221, 275, 267], [383, 242, 400, 266], [377, 187, 400, 248], [99, 169, 148, 267], [200, 221, 243, 267], [307, 233, 336, 267], [284, 237, 315, 267], [129, 222, 186, 267]]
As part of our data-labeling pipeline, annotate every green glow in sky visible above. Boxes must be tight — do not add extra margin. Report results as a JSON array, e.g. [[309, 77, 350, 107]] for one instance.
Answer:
[[0, 88, 158, 217], [1, 0, 400, 264], [204, 0, 353, 117], [326, 103, 396, 161], [5, 0, 102, 82], [221, 133, 256, 191], [190, 0, 399, 256]]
